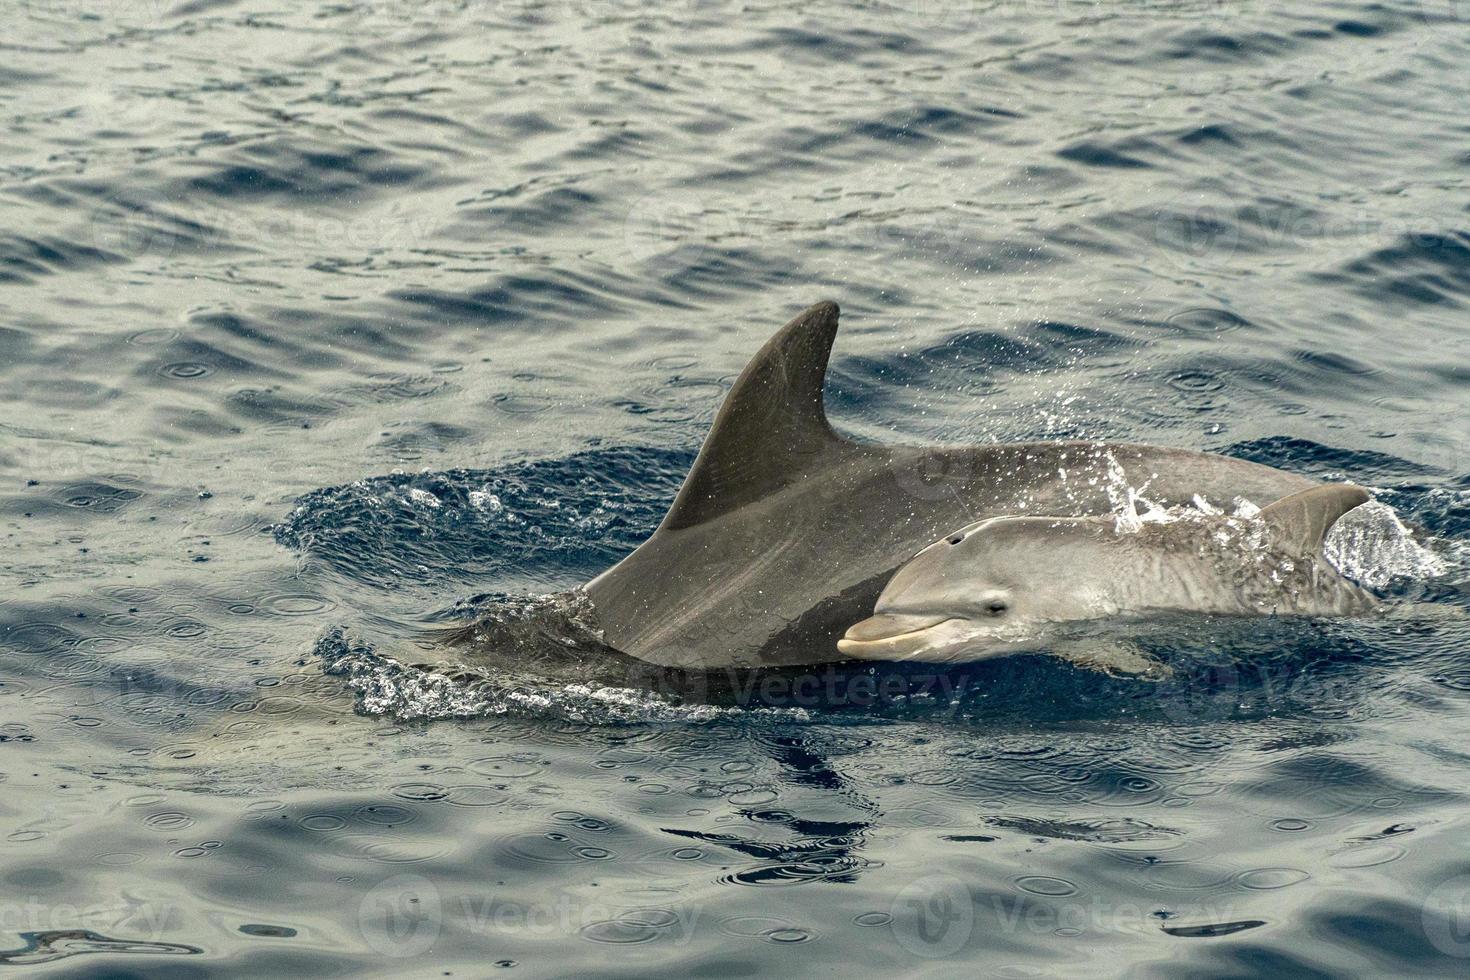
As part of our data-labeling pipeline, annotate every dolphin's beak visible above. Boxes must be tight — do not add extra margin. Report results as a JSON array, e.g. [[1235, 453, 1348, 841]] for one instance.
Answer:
[[837, 613, 956, 659]]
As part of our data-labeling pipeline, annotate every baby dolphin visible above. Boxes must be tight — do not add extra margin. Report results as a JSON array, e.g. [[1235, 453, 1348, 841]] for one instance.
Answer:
[[838, 484, 1376, 674]]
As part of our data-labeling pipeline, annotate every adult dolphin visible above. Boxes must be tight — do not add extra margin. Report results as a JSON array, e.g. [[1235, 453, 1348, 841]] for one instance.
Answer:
[[583, 301, 1316, 670]]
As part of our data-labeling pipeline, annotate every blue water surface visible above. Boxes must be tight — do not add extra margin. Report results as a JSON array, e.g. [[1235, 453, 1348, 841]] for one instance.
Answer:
[[3, 0, 1470, 975]]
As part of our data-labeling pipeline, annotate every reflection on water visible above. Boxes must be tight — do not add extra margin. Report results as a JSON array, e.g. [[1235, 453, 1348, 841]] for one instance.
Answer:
[[0, 930, 202, 968]]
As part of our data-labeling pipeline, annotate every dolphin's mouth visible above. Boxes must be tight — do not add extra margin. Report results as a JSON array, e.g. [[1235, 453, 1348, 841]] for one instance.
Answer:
[[836, 613, 959, 659]]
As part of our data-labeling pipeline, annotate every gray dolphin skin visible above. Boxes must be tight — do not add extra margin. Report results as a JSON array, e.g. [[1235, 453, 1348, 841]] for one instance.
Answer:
[[582, 301, 1319, 670], [838, 484, 1375, 668]]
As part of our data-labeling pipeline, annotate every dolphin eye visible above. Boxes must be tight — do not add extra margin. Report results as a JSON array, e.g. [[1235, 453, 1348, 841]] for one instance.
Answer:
[[947, 534, 964, 545], [985, 600, 1008, 617]]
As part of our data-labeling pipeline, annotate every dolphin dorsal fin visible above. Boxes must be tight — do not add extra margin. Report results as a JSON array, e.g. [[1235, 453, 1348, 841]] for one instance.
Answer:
[[1258, 484, 1370, 555], [661, 301, 850, 530]]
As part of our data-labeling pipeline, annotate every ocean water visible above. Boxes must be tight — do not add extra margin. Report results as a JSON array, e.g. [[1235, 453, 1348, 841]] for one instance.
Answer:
[[3, 0, 1470, 974]]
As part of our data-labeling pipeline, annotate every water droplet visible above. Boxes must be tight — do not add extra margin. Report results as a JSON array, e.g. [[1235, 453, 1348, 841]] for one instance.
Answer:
[[159, 362, 213, 380], [1237, 867, 1310, 890], [1015, 875, 1078, 897]]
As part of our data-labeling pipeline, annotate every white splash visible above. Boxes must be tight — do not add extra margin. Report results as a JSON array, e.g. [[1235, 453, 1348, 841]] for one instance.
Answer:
[[1103, 452, 1170, 531], [1232, 497, 1262, 519], [468, 489, 503, 513], [1191, 493, 1222, 516], [1324, 499, 1448, 590], [405, 487, 441, 509], [318, 629, 808, 725], [1092, 461, 1447, 593]]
